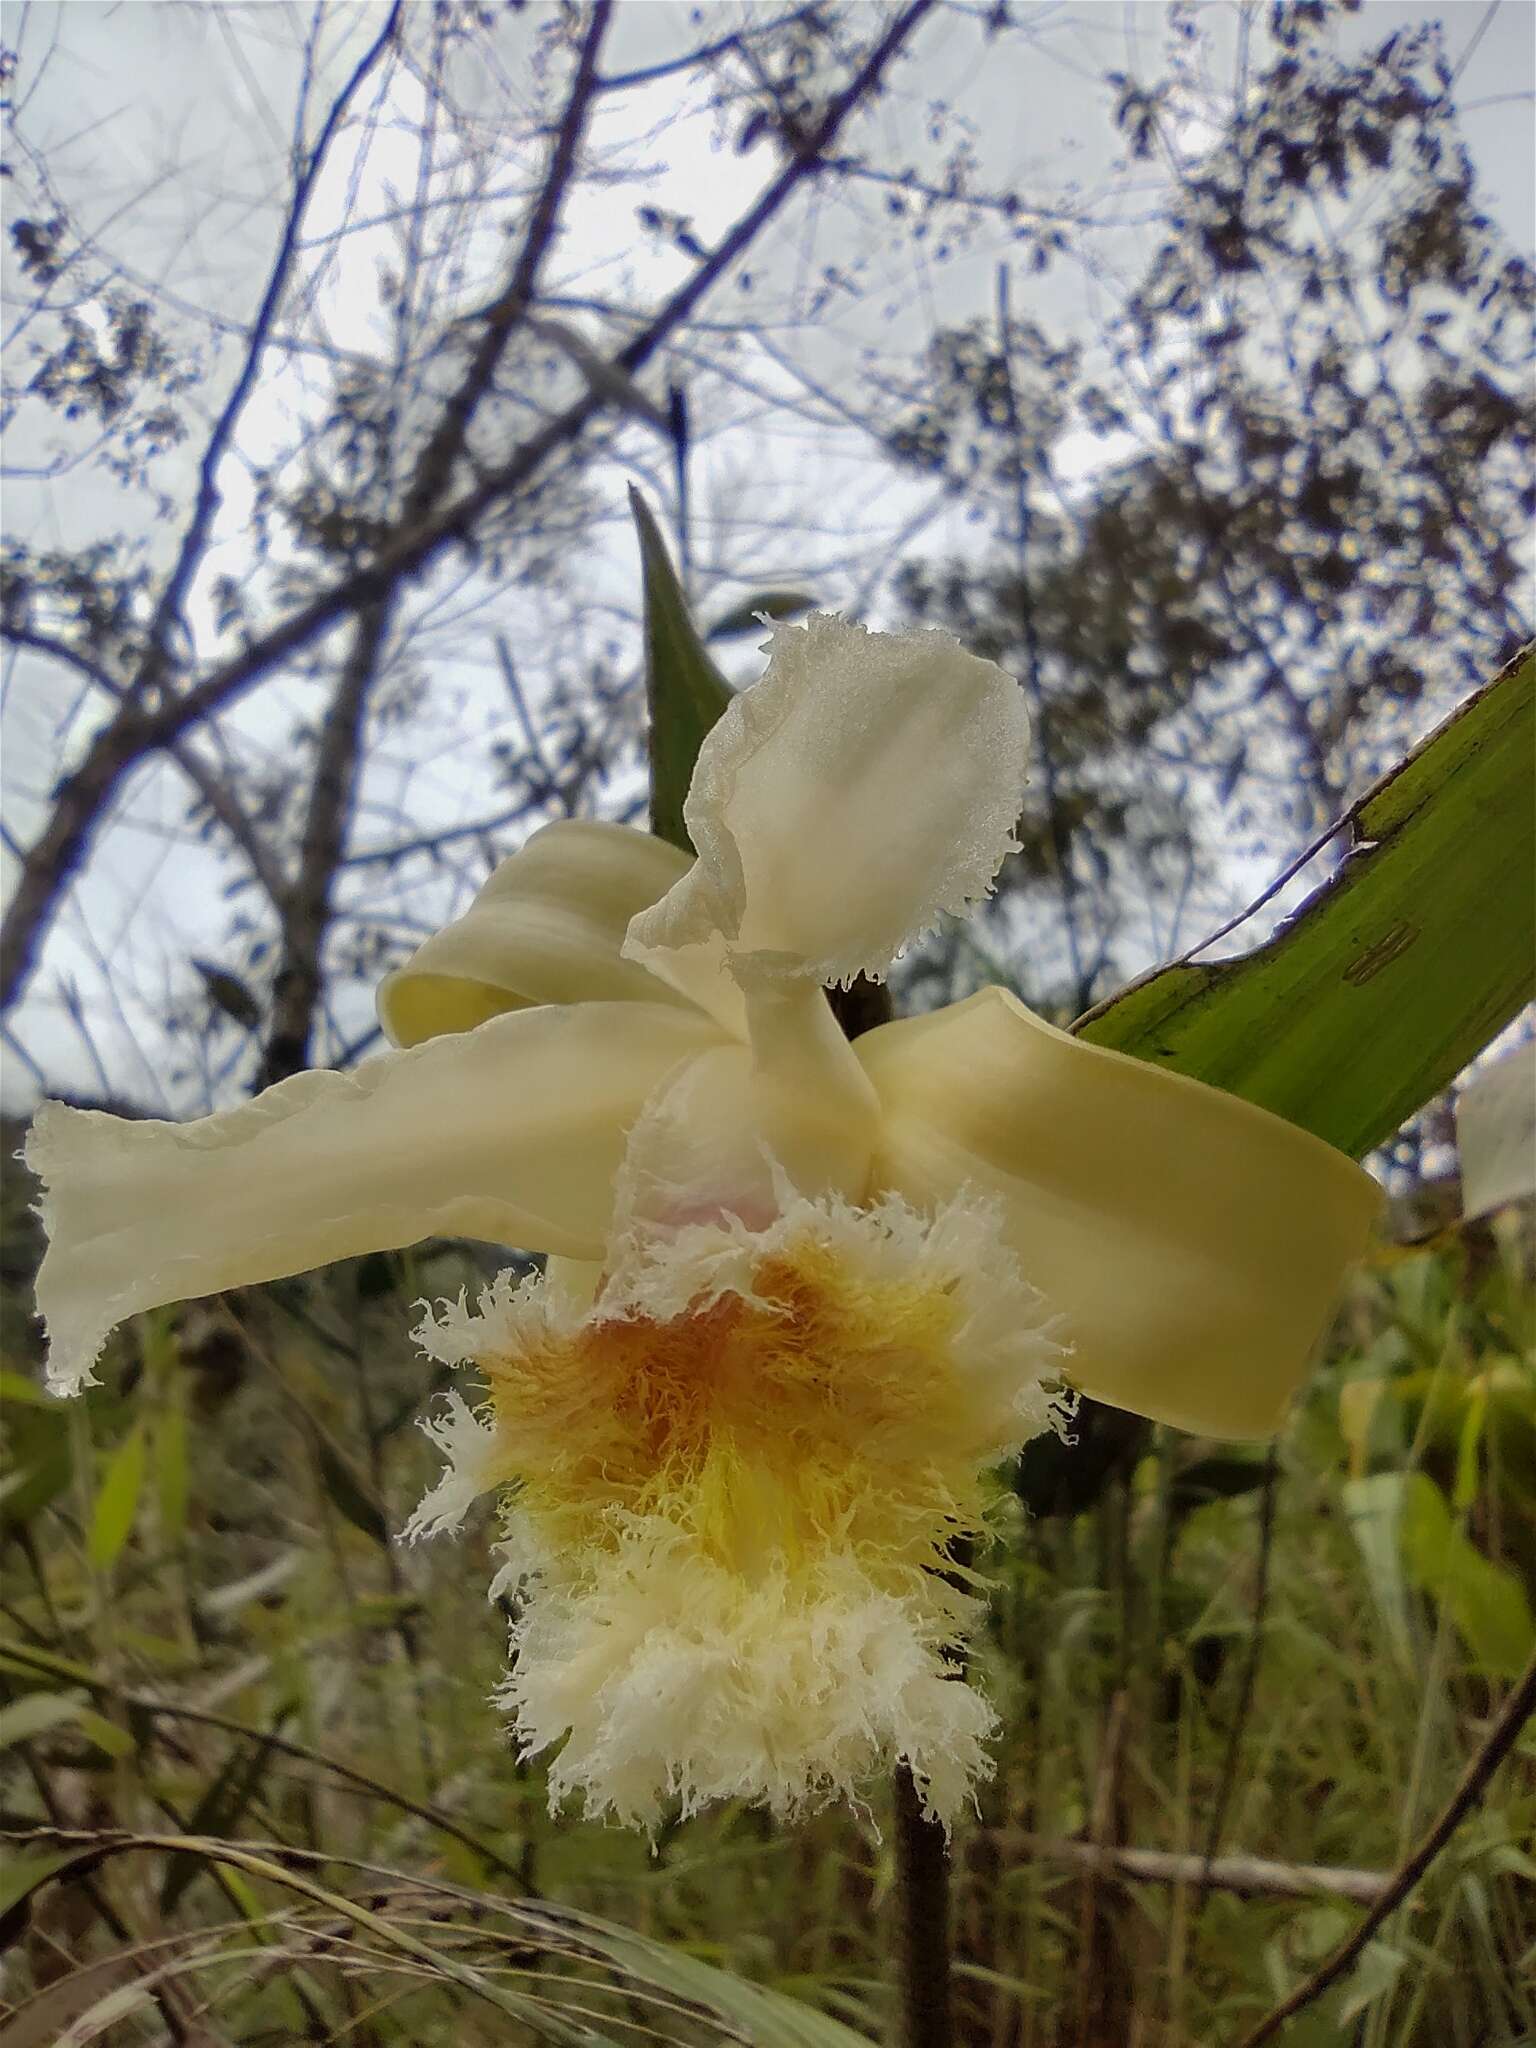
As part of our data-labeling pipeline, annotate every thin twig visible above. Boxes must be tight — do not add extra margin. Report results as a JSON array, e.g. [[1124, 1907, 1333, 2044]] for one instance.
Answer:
[[137, 2, 405, 699], [1230, 1641, 1536, 2048], [1, 624, 288, 908], [403, 0, 615, 526], [831, 971, 961, 2048], [1073, 1687, 1129, 2048], [254, 2, 615, 1083], [257, 596, 393, 1084]]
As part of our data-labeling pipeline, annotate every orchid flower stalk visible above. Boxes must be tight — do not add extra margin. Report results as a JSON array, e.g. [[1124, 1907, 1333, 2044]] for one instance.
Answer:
[[26, 614, 1379, 1828]]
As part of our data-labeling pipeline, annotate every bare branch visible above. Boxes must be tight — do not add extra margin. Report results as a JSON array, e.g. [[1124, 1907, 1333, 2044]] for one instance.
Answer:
[[135, 2, 405, 701], [255, 597, 392, 1085], [1, 623, 287, 908], [0, 0, 936, 1018], [250, 0, 617, 1085], [964, 1832, 1394, 1907]]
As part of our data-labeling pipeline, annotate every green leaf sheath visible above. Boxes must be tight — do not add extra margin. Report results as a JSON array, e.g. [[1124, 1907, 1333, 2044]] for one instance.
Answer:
[[630, 487, 735, 856], [1074, 646, 1535, 1157]]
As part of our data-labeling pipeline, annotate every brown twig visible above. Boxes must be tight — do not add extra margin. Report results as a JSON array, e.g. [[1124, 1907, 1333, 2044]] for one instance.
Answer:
[[256, 596, 393, 1085], [0, 625, 288, 909], [402, 0, 615, 527], [0, 0, 936, 1018], [1230, 1641, 1536, 2048], [138, 3, 406, 703], [1073, 1687, 1130, 2048], [831, 970, 964, 2048], [967, 1831, 1393, 1906], [995, 261, 1091, 1014]]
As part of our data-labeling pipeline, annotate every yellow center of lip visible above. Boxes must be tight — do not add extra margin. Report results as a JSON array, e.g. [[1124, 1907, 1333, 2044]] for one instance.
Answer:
[[479, 1235, 980, 1581]]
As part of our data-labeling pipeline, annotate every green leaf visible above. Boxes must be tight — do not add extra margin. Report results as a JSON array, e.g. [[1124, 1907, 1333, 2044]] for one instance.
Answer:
[[0, 1369, 56, 1406], [526, 1898, 874, 2047], [1075, 647, 1535, 1157], [1343, 1473, 1415, 1667], [161, 1716, 291, 1911], [0, 1690, 88, 1748], [154, 1391, 188, 1543], [0, 1688, 131, 1757], [313, 1432, 390, 1548], [630, 486, 735, 855], [1396, 1468, 1534, 1678], [0, 1847, 83, 1927], [1346, 1469, 1535, 1677], [89, 1419, 146, 1569], [0, 1401, 71, 1533], [706, 589, 816, 640], [0, 1638, 98, 1687], [1335, 1938, 1409, 2026]]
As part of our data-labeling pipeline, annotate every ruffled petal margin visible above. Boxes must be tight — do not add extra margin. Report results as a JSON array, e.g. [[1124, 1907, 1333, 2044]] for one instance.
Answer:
[[502, 1526, 999, 1832], [625, 615, 1030, 992]]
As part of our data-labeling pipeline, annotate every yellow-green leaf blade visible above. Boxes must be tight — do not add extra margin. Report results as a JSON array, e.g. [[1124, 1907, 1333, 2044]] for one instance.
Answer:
[[1075, 646, 1535, 1157], [89, 1418, 147, 1569]]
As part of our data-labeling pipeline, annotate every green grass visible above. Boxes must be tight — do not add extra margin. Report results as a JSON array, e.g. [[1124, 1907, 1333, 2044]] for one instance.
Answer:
[[2, 1175, 1532, 2046]]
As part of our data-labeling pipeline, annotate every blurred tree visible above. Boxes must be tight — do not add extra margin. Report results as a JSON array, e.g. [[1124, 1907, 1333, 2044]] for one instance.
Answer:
[[887, 0, 1532, 1015], [0, 0, 943, 1099]]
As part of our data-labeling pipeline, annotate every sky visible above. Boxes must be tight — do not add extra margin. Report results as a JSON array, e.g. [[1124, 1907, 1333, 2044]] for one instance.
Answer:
[[2, 0, 1532, 1110]]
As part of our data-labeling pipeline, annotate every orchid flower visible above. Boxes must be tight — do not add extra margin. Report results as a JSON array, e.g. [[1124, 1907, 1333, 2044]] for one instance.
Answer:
[[26, 614, 1379, 1828]]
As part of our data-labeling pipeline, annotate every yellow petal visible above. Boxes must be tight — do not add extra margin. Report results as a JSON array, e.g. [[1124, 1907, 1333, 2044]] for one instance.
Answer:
[[28, 1001, 723, 1394], [379, 820, 697, 1047], [857, 987, 1381, 1439], [625, 615, 1029, 990]]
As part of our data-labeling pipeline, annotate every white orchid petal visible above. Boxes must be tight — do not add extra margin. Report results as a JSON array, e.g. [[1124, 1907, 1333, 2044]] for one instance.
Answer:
[[380, 820, 698, 1047], [614, 982, 879, 1229], [858, 987, 1381, 1440], [542, 1256, 605, 1314], [29, 1001, 723, 1395], [625, 615, 1029, 989], [401, 1392, 503, 1542]]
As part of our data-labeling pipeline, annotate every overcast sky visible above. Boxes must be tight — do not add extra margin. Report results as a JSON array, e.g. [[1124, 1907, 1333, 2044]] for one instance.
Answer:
[[2, 0, 1532, 1110]]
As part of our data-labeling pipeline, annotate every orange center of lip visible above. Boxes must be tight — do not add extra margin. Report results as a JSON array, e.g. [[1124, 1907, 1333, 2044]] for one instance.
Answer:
[[478, 1236, 978, 1578]]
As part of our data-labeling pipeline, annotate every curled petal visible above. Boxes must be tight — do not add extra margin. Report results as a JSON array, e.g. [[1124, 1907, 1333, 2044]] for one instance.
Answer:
[[858, 987, 1381, 1439], [379, 821, 697, 1047], [28, 1001, 723, 1394], [625, 615, 1029, 991]]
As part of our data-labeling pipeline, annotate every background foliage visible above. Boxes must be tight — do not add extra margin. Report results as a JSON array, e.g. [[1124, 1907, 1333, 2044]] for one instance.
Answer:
[[2, 1150, 1533, 2042]]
